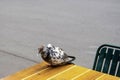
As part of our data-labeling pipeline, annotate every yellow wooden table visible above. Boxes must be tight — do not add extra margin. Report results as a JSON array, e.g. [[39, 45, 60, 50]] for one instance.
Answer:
[[1, 61, 120, 80]]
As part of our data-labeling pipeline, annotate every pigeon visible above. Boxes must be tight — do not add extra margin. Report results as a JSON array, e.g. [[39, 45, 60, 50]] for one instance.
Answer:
[[38, 44, 76, 66]]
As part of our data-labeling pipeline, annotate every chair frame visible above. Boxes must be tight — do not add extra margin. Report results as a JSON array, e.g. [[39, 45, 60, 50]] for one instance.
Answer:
[[93, 44, 120, 77]]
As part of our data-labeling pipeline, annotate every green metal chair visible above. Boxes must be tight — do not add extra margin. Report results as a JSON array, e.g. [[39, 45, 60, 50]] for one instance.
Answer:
[[93, 44, 120, 77]]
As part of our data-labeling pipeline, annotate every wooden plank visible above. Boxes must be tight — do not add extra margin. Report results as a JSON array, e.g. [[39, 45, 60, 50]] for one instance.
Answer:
[[1, 61, 74, 80], [1, 61, 120, 80], [23, 64, 74, 80], [96, 74, 120, 80], [48, 65, 88, 80], [72, 70, 103, 80]]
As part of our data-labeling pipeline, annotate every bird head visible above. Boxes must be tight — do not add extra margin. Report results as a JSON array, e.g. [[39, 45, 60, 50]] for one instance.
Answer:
[[38, 45, 44, 54]]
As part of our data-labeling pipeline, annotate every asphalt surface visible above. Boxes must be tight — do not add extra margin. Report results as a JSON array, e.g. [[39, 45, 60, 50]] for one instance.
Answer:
[[0, 0, 120, 78]]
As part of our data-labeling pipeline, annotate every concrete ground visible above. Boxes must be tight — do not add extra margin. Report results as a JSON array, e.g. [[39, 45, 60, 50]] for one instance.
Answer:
[[0, 0, 120, 78]]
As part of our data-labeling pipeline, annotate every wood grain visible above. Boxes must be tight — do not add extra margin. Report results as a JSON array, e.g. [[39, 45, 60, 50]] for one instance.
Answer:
[[1, 61, 120, 80]]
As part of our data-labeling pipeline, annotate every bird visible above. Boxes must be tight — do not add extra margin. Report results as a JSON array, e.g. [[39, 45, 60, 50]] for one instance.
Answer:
[[38, 44, 76, 66]]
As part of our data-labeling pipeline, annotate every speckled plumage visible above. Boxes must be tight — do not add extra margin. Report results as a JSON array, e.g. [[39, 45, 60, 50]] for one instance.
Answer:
[[38, 44, 76, 66]]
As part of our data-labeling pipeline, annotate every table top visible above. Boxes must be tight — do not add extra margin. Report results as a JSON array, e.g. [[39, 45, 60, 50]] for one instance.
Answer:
[[1, 61, 120, 80]]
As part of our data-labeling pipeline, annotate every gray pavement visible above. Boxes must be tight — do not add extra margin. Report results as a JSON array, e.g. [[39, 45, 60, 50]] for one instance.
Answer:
[[0, 0, 120, 78]]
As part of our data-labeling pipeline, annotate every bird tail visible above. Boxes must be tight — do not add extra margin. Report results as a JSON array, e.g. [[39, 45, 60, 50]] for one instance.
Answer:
[[67, 56, 76, 63]]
